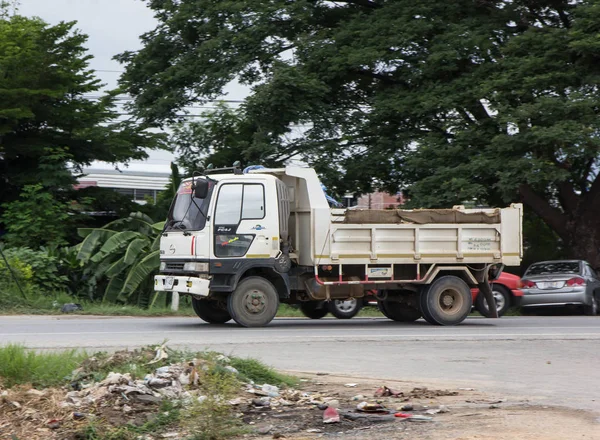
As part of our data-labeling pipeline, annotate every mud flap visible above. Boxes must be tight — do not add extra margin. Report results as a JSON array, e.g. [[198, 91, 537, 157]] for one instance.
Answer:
[[478, 280, 499, 318]]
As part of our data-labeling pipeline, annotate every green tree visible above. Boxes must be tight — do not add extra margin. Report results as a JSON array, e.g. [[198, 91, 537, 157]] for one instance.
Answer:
[[172, 103, 289, 174], [0, 13, 166, 218], [118, 1, 600, 266], [1, 184, 70, 248]]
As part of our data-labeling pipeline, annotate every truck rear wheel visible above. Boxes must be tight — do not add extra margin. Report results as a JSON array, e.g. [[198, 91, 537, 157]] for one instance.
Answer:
[[328, 298, 362, 319], [379, 301, 421, 322], [192, 298, 231, 324], [300, 302, 328, 319], [419, 276, 472, 326], [227, 277, 279, 327]]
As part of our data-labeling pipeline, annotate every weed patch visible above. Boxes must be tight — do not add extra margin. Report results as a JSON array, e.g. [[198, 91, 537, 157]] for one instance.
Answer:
[[229, 356, 297, 387], [0, 344, 85, 388]]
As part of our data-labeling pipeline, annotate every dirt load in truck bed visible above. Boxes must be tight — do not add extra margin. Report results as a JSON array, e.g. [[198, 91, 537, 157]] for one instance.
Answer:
[[344, 208, 501, 224]]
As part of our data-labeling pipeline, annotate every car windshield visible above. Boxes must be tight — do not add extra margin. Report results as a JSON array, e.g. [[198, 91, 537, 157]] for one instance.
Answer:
[[166, 179, 214, 231], [526, 261, 580, 276]]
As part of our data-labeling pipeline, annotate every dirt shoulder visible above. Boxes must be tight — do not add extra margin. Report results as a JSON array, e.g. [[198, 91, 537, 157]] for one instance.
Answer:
[[255, 373, 600, 440]]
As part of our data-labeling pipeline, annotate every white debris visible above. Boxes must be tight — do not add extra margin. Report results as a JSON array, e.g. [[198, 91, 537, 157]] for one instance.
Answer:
[[148, 343, 169, 365], [101, 372, 132, 386], [224, 366, 239, 375]]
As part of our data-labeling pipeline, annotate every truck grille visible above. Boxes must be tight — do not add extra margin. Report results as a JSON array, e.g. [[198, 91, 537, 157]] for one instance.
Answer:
[[166, 262, 185, 270]]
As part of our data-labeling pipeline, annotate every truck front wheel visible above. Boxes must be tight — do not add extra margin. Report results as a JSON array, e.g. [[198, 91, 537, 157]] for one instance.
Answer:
[[228, 277, 279, 327], [419, 276, 472, 326], [192, 298, 232, 324], [379, 301, 421, 322]]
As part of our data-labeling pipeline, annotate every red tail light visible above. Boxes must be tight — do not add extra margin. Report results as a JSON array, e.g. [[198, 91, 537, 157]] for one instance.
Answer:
[[521, 280, 536, 288], [566, 277, 586, 287]]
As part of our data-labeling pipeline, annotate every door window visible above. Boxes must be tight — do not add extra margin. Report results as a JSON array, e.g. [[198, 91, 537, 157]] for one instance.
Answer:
[[214, 184, 243, 225], [214, 184, 265, 225], [242, 185, 265, 219]]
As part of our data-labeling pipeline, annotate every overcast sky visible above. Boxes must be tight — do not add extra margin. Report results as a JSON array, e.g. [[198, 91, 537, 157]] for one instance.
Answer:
[[19, 0, 157, 90], [18, 0, 249, 171]]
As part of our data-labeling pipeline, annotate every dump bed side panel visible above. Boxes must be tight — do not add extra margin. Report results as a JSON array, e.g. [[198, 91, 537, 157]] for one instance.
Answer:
[[314, 204, 523, 267]]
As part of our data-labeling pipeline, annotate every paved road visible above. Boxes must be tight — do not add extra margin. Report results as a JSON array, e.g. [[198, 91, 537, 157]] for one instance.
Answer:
[[2, 315, 599, 412]]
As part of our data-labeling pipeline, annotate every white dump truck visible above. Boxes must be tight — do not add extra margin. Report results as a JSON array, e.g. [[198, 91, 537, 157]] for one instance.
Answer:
[[155, 165, 523, 327]]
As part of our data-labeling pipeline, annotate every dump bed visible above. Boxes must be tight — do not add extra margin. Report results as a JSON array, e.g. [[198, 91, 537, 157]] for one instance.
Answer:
[[315, 204, 523, 267]]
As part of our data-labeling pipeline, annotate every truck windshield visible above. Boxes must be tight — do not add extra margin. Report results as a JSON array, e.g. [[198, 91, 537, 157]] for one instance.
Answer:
[[166, 179, 214, 231]]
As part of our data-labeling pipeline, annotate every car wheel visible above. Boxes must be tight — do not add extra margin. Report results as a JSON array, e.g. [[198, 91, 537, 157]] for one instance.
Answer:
[[475, 284, 511, 317], [379, 300, 421, 322], [191, 298, 232, 324], [419, 276, 472, 326], [299, 301, 328, 319], [328, 298, 362, 319], [583, 295, 598, 316], [227, 277, 279, 327]]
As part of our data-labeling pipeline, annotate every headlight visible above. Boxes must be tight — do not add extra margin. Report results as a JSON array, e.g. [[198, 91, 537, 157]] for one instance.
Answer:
[[159, 262, 166, 271], [183, 262, 209, 272]]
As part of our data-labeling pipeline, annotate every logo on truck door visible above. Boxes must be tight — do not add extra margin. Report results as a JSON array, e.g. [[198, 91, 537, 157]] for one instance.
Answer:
[[217, 226, 233, 233]]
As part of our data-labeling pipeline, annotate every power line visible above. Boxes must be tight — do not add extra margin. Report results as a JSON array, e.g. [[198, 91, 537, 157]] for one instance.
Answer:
[[82, 94, 245, 105]]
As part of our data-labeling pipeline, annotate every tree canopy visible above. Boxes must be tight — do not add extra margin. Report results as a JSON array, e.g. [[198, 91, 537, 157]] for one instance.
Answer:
[[0, 14, 166, 211], [118, 0, 600, 265]]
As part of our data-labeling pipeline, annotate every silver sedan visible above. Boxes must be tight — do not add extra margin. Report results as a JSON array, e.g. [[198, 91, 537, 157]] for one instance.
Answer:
[[520, 260, 600, 315]]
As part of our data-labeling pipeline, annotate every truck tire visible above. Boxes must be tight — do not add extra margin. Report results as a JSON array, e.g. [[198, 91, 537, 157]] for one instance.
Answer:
[[419, 276, 472, 326], [227, 277, 279, 327], [192, 298, 232, 324], [300, 302, 328, 319], [328, 298, 362, 319], [379, 301, 421, 322], [475, 284, 511, 317]]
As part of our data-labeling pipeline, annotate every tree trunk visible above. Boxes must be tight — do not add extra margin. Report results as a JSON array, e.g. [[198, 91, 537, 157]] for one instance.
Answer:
[[564, 220, 600, 270], [519, 184, 600, 269]]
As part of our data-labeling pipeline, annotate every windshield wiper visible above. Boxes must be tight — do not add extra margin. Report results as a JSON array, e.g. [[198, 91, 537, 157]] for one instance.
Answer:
[[170, 221, 192, 235]]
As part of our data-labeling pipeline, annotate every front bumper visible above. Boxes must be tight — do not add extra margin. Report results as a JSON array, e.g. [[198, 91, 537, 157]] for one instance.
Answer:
[[154, 275, 209, 297], [520, 287, 587, 307]]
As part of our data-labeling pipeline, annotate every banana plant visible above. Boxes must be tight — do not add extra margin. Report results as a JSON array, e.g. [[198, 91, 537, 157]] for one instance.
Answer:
[[76, 212, 164, 306]]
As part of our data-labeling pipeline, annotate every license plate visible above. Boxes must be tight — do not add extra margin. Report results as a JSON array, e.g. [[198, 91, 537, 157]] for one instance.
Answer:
[[164, 277, 175, 290], [538, 281, 564, 289]]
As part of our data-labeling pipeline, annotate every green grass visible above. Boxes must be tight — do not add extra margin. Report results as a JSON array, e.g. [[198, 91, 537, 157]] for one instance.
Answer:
[[0, 344, 86, 388], [229, 356, 298, 387], [0, 286, 196, 316], [0, 285, 385, 318]]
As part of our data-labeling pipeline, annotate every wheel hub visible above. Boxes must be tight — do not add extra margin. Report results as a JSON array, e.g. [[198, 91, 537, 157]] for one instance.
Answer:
[[483, 290, 505, 312], [439, 289, 463, 314], [243, 290, 266, 314], [334, 299, 357, 312], [442, 293, 454, 307]]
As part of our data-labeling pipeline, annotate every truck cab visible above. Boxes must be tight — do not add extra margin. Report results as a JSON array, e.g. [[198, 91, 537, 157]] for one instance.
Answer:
[[155, 166, 298, 327]]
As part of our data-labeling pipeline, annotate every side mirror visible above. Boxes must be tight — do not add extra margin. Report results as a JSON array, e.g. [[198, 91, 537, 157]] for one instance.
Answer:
[[194, 180, 209, 199]]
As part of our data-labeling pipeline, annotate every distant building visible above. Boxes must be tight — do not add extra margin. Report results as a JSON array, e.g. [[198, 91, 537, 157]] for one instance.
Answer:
[[354, 191, 405, 209], [77, 166, 170, 204]]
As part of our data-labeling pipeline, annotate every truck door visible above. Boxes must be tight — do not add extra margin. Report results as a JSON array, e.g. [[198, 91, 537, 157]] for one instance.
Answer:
[[212, 182, 279, 259]]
